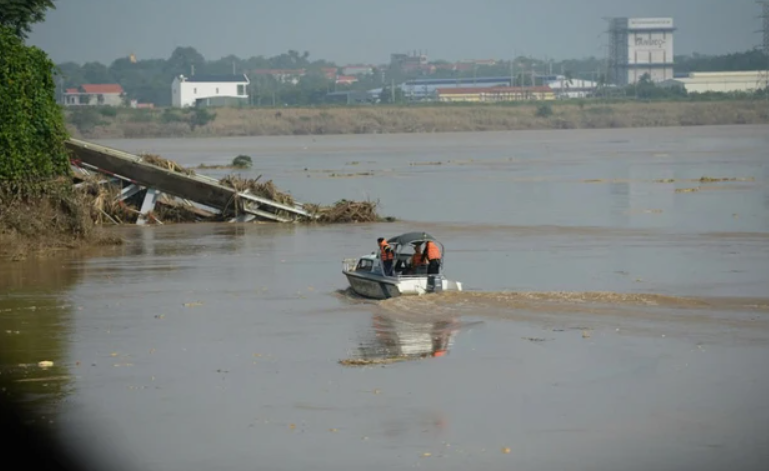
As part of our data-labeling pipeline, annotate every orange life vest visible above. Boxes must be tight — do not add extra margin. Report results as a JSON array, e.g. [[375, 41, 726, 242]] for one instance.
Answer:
[[424, 241, 441, 261], [380, 241, 394, 261], [411, 252, 426, 267]]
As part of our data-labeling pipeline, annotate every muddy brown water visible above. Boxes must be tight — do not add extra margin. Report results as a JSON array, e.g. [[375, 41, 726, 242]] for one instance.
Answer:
[[2, 125, 769, 471]]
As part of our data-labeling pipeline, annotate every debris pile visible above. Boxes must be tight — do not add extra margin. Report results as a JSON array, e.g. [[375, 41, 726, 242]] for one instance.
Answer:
[[86, 183, 134, 224], [71, 152, 392, 226], [305, 199, 384, 224], [139, 153, 196, 176], [220, 175, 295, 206], [79, 177, 202, 225]]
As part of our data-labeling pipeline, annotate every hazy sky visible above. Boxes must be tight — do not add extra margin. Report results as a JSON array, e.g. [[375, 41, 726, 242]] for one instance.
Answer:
[[28, 0, 762, 65]]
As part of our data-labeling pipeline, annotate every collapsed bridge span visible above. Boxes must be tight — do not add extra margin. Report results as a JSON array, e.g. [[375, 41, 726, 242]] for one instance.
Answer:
[[65, 138, 315, 225]]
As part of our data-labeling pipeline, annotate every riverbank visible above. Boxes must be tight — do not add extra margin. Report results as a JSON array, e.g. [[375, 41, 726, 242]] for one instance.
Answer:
[[0, 184, 122, 261], [64, 100, 769, 139]]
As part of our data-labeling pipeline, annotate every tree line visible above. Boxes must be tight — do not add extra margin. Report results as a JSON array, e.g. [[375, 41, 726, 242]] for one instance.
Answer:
[[53, 45, 769, 107]]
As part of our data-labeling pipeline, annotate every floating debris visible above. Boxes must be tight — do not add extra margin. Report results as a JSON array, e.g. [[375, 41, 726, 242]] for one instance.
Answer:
[[699, 176, 752, 183], [17, 375, 70, 383], [328, 172, 374, 178], [338, 356, 422, 367], [305, 199, 384, 224]]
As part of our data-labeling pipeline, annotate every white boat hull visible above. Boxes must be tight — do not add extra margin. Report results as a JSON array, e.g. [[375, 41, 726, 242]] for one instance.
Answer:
[[344, 271, 462, 300]]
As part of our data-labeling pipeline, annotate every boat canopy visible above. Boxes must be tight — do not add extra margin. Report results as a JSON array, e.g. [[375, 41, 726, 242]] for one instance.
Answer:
[[387, 232, 439, 247]]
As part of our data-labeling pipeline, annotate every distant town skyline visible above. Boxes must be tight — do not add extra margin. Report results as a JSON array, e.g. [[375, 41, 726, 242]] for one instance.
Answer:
[[28, 0, 763, 66]]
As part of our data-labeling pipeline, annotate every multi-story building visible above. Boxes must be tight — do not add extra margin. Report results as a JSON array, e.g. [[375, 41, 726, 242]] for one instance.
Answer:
[[607, 17, 675, 85]]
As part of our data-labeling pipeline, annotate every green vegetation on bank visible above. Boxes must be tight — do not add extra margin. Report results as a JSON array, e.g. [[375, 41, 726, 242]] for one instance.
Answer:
[[0, 21, 69, 183], [0, 19, 119, 260]]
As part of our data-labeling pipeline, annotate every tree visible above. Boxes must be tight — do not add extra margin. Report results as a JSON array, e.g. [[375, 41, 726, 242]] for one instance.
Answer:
[[81, 61, 113, 84], [165, 46, 206, 77], [0, 0, 56, 39], [634, 73, 656, 99], [379, 85, 404, 104], [56, 61, 86, 88], [0, 25, 70, 182]]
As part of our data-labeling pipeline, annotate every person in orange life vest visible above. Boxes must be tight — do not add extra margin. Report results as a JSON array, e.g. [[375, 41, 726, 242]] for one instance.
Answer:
[[409, 243, 428, 274], [421, 240, 442, 275], [377, 237, 395, 276]]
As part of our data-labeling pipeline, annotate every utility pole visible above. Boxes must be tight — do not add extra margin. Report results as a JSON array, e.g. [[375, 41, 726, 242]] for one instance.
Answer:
[[757, 1, 769, 96], [758, 1, 769, 55], [531, 66, 535, 88]]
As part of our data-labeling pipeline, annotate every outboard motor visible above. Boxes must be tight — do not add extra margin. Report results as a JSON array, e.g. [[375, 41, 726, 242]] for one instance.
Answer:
[[427, 275, 443, 293]]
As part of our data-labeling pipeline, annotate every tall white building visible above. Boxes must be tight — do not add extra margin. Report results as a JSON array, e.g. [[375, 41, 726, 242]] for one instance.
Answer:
[[608, 17, 675, 86]]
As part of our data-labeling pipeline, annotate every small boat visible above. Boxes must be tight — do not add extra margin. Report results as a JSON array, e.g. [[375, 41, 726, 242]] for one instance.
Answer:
[[342, 231, 463, 300]]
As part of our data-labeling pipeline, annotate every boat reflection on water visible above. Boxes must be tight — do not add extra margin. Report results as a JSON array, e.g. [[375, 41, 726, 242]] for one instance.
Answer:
[[341, 312, 481, 365]]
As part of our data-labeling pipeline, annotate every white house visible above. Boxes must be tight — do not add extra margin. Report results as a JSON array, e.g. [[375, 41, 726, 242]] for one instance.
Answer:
[[64, 84, 125, 106], [171, 74, 250, 108]]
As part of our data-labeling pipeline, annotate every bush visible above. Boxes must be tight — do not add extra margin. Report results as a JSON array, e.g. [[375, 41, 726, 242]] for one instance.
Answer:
[[68, 107, 105, 134], [188, 108, 216, 130], [536, 103, 553, 118], [161, 108, 185, 123], [98, 106, 118, 117], [0, 26, 70, 182], [126, 109, 156, 123], [232, 155, 253, 169]]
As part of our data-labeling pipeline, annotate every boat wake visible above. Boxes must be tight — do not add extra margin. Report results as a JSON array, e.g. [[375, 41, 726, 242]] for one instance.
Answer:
[[374, 290, 769, 323]]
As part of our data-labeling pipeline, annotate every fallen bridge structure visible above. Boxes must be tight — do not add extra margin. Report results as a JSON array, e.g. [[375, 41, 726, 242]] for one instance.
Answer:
[[65, 138, 315, 225]]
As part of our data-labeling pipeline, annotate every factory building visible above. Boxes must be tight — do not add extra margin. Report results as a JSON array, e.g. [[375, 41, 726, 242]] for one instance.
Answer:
[[658, 71, 768, 94], [399, 76, 513, 101], [436, 86, 555, 103]]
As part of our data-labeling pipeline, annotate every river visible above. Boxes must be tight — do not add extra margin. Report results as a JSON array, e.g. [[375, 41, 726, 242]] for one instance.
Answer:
[[2, 125, 768, 471]]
